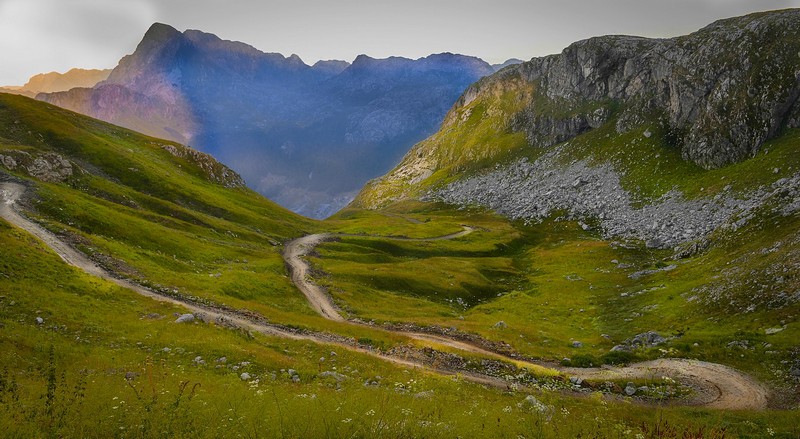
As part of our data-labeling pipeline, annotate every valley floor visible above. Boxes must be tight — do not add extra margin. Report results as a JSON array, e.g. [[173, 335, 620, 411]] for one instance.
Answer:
[[2, 181, 799, 437]]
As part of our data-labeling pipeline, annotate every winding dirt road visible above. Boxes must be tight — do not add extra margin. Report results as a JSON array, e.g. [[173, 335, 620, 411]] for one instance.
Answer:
[[282, 227, 475, 322], [283, 220, 770, 410], [1, 181, 770, 410]]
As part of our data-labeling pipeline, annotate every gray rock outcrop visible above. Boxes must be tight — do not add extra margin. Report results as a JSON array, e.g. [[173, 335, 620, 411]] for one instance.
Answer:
[[356, 10, 800, 209], [175, 313, 195, 323], [463, 10, 800, 169], [0, 151, 75, 183]]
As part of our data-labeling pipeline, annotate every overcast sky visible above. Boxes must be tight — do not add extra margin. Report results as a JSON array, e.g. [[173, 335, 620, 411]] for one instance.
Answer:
[[1, 0, 799, 85]]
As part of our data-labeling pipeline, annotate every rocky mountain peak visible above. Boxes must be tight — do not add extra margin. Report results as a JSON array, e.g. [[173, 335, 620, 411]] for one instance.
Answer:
[[354, 8, 800, 210], [464, 8, 800, 169], [134, 22, 183, 60], [37, 25, 496, 218]]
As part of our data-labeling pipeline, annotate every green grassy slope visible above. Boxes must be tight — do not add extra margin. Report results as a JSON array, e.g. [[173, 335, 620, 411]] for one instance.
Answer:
[[0, 93, 320, 323], [320, 201, 799, 388], [2, 213, 798, 439], [0, 93, 430, 346], [3, 94, 797, 437]]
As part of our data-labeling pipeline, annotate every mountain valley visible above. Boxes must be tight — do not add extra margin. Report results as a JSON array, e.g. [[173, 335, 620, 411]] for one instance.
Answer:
[[0, 7, 799, 438]]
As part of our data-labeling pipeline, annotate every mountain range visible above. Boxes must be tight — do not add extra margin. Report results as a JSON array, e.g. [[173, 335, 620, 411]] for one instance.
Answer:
[[37, 23, 495, 218]]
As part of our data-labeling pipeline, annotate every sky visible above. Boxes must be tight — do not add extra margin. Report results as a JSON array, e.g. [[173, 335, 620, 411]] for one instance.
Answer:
[[1, 0, 799, 85]]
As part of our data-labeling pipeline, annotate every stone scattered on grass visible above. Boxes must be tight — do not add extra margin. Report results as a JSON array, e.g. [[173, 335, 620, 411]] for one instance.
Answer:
[[175, 313, 195, 323]]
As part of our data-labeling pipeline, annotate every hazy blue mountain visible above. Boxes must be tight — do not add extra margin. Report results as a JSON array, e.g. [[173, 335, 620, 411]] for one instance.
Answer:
[[39, 23, 494, 217]]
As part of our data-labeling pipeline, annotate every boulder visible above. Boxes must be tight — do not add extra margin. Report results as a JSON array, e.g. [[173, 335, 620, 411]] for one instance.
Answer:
[[175, 313, 195, 323]]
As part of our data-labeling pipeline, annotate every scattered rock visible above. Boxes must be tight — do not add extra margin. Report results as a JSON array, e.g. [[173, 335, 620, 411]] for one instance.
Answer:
[[175, 313, 195, 323], [319, 371, 347, 382], [727, 340, 751, 350], [26, 153, 74, 183], [524, 395, 550, 414], [493, 321, 507, 329], [612, 331, 667, 352], [431, 149, 800, 252], [630, 331, 666, 347], [240, 372, 251, 381], [35, 317, 44, 325], [193, 356, 205, 365], [624, 382, 637, 396], [413, 390, 434, 399], [571, 341, 583, 348], [764, 326, 785, 335]]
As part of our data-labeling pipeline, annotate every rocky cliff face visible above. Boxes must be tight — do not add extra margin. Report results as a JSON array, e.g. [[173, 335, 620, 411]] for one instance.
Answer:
[[356, 9, 800, 209], [468, 10, 800, 169], [38, 23, 494, 218]]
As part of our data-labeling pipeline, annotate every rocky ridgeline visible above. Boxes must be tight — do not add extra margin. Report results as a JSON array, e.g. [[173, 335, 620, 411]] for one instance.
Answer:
[[462, 9, 800, 170], [356, 10, 800, 210], [429, 146, 800, 249]]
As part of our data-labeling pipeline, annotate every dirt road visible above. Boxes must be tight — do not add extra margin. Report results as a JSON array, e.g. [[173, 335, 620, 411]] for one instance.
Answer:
[[1, 182, 770, 409], [283, 219, 771, 410]]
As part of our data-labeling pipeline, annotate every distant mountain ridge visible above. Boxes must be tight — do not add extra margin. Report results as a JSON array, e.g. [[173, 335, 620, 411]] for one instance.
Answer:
[[1, 68, 110, 98], [38, 23, 495, 218], [491, 58, 524, 71]]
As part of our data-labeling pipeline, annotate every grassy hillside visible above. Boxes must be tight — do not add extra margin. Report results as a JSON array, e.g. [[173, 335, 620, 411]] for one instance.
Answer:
[[0, 93, 428, 344], [2, 197, 798, 438], [1, 93, 799, 436]]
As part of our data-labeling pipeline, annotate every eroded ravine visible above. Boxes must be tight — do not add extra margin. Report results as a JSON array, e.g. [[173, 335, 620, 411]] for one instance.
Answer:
[[1, 181, 770, 410]]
